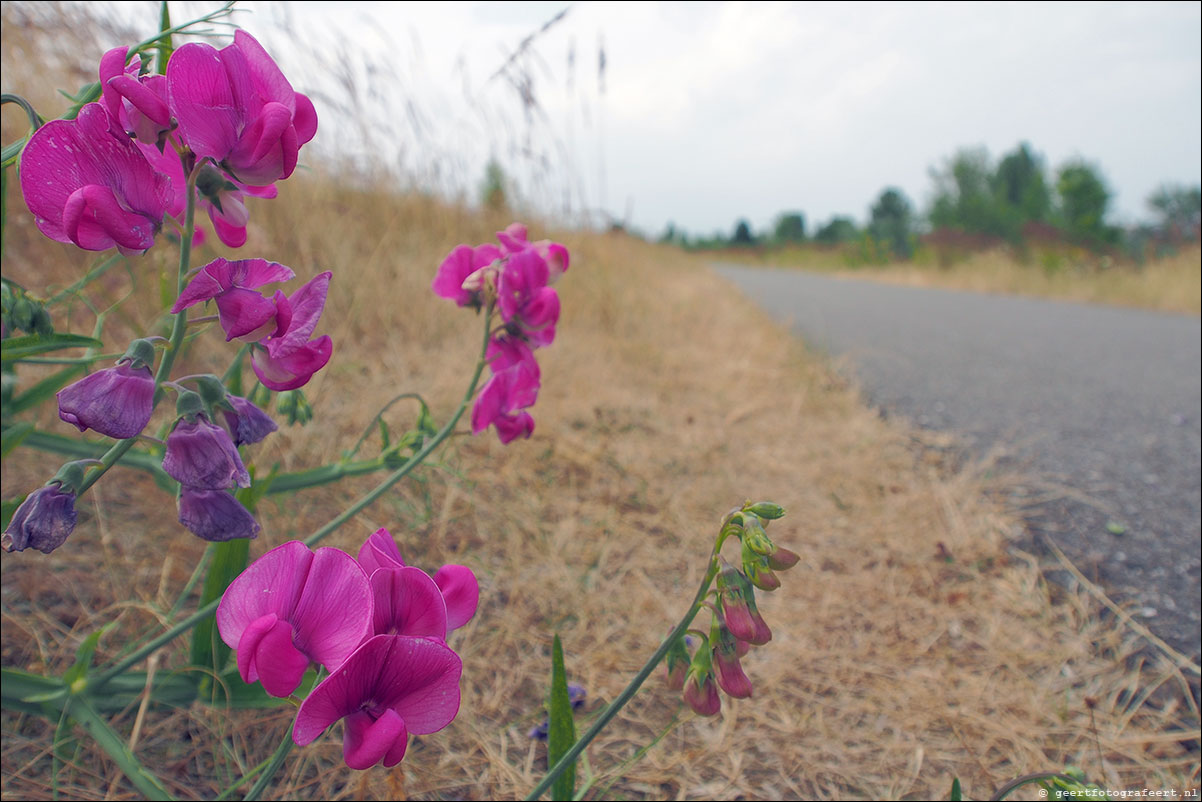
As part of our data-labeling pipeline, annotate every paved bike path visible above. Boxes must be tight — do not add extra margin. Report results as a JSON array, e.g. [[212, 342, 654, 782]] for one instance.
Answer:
[[713, 263, 1201, 661]]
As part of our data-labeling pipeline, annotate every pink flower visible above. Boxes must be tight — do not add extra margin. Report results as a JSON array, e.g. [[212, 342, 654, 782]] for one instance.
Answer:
[[357, 529, 479, 632], [167, 30, 317, 185], [19, 103, 171, 254], [496, 249, 559, 347], [712, 624, 753, 699], [682, 649, 721, 717], [216, 541, 373, 697], [432, 565, 479, 631], [172, 257, 295, 342], [369, 567, 449, 639], [250, 271, 333, 391], [496, 222, 570, 283], [98, 47, 172, 146], [431, 243, 501, 307], [293, 634, 462, 770], [716, 561, 772, 646]]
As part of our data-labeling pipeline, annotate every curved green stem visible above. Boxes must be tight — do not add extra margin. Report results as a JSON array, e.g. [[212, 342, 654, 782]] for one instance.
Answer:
[[302, 301, 493, 548], [241, 723, 296, 801], [91, 600, 217, 690], [526, 554, 723, 801]]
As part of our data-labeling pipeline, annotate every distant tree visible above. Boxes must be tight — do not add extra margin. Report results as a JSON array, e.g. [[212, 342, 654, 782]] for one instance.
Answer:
[[658, 221, 678, 244], [868, 187, 914, 259], [481, 158, 509, 211], [927, 146, 1007, 239], [1147, 184, 1201, 240], [732, 219, 754, 245], [1056, 160, 1118, 246], [993, 142, 1051, 237], [773, 211, 806, 243], [813, 216, 858, 244]]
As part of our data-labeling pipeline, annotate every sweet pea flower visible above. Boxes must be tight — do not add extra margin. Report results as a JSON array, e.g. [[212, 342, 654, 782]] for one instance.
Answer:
[[178, 488, 260, 542], [172, 257, 295, 342], [358, 527, 406, 572], [495, 223, 570, 283], [682, 649, 721, 717], [716, 561, 772, 646], [98, 47, 171, 146], [496, 249, 559, 347], [217, 541, 373, 697], [293, 634, 462, 770], [250, 271, 333, 391], [57, 361, 154, 440], [431, 243, 501, 307], [168, 30, 317, 185], [369, 567, 448, 640], [2, 483, 78, 554], [162, 414, 250, 490], [20, 103, 170, 254], [712, 624, 753, 699], [471, 366, 536, 444]]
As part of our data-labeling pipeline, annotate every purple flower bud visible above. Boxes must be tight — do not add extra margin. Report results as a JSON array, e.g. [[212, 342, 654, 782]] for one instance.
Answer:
[[163, 415, 250, 490], [712, 624, 753, 699], [2, 483, 78, 554], [219, 395, 278, 446], [57, 362, 155, 440], [663, 630, 692, 692], [767, 546, 800, 571], [178, 489, 261, 542], [717, 562, 772, 645], [682, 650, 721, 717]]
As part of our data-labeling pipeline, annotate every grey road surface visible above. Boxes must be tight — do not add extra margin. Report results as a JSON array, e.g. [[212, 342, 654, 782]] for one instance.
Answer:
[[713, 263, 1201, 662]]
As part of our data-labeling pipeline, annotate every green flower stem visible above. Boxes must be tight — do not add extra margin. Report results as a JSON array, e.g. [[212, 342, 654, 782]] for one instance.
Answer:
[[526, 553, 723, 802], [46, 253, 124, 306], [90, 600, 218, 690], [302, 301, 494, 549]]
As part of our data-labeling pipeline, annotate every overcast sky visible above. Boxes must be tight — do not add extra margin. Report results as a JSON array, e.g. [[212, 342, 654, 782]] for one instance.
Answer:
[[218, 2, 1200, 236]]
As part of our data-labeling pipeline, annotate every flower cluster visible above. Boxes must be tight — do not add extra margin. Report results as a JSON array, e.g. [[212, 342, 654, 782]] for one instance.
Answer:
[[432, 224, 570, 443], [20, 30, 315, 251], [216, 529, 478, 770], [665, 502, 798, 716]]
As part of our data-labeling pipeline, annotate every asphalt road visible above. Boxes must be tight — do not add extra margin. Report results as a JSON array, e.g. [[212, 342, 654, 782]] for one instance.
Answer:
[[713, 263, 1201, 662]]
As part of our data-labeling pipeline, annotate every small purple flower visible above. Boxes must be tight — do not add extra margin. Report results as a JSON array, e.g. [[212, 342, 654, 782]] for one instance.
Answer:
[[218, 395, 278, 447], [250, 271, 333, 391], [293, 634, 463, 770], [167, 30, 318, 185], [2, 483, 77, 554], [19, 103, 171, 254], [57, 362, 154, 440], [162, 415, 250, 490], [217, 541, 373, 697], [527, 683, 587, 740], [172, 257, 296, 342], [178, 488, 260, 542]]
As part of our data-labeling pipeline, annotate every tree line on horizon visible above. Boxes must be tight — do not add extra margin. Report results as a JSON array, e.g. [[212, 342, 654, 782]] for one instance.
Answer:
[[658, 142, 1201, 263]]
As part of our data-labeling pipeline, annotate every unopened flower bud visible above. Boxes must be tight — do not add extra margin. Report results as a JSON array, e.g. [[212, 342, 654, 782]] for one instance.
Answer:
[[767, 546, 800, 571], [742, 538, 781, 591], [716, 561, 772, 645], [2, 481, 78, 554], [663, 630, 692, 692], [178, 488, 260, 541], [712, 623, 753, 699], [219, 395, 278, 446], [745, 501, 786, 520], [277, 389, 313, 426], [57, 359, 155, 440], [682, 648, 721, 716]]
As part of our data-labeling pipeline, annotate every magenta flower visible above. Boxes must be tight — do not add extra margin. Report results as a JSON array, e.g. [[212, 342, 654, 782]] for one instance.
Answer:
[[57, 361, 154, 440], [98, 47, 172, 146], [167, 30, 318, 185], [218, 395, 278, 447], [358, 527, 406, 572], [250, 271, 334, 391], [471, 341, 540, 444], [162, 415, 250, 490], [172, 257, 295, 342], [178, 488, 260, 542], [293, 634, 463, 770], [2, 483, 78, 554], [431, 243, 501, 307], [496, 249, 559, 347], [496, 223, 570, 283], [217, 541, 373, 697], [20, 103, 170, 254]]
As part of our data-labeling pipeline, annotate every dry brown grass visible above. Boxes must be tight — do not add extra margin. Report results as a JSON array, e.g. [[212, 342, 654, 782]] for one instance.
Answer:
[[3, 5, 1199, 801], [712, 244, 1202, 316]]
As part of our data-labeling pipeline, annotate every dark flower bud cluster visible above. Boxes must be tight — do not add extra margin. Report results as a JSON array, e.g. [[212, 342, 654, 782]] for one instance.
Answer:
[[665, 501, 798, 717]]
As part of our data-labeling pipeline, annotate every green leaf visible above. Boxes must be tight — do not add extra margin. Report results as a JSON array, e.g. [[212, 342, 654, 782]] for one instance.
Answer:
[[1, 333, 103, 362], [950, 777, 962, 801], [547, 634, 577, 802], [66, 696, 174, 800], [155, 2, 174, 74], [6, 364, 87, 417], [63, 625, 112, 688], [190, 539, 250, 679], [0, 498, 20, 533], [1, 422, 35, 457]]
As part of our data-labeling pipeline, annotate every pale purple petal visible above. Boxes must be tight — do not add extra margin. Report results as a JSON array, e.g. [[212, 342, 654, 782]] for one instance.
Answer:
[[433, 565, 479, 631], [178, 489, 260, 542]]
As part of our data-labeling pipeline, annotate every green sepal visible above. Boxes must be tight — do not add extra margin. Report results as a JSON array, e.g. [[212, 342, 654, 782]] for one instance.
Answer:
[[745, 501, 786, 520]]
